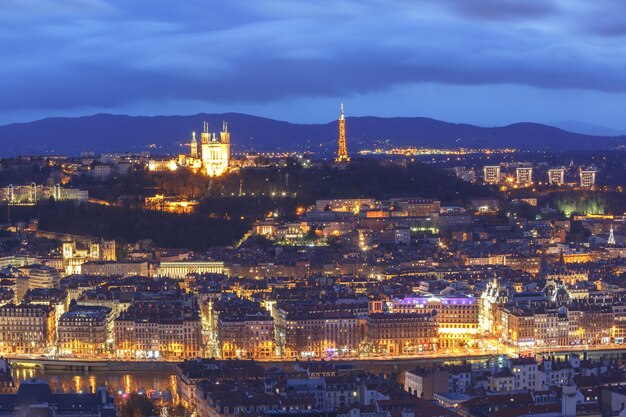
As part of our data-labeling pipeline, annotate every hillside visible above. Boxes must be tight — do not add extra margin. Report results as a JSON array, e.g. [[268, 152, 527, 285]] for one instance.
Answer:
[[0, 113, 624, 156]]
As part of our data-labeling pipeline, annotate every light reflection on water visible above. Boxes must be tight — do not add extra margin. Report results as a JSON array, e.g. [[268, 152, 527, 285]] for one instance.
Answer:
[[12, 368, 178, 403]]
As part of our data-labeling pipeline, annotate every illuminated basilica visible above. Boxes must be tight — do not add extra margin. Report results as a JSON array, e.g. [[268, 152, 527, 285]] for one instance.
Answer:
[[180, 121, 231, 176]]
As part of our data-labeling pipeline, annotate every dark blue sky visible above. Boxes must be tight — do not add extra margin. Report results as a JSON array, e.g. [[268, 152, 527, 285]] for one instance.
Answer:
[[3, 0, 626, 131]]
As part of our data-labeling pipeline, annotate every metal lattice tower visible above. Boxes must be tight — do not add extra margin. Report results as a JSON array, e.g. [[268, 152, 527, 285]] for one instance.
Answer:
[[335, 103, 350, 163]]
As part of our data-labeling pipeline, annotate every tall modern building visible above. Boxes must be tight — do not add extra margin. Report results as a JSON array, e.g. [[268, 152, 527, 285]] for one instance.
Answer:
[[335, 103, 350, 163], [483, 165, 501, 184], [579, 167, 597, 188], [201, 121, 231, 176], [516, 167, 533, 185], [548, 168, 566, 186]]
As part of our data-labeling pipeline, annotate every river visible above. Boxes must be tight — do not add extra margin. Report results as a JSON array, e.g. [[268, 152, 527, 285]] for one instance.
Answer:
[[12, 368, 179, 403]]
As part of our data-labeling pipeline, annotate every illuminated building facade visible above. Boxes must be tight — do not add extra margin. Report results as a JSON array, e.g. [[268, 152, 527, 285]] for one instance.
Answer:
[[114, 300, 202, 359], [483, 165, 501, 184], [156, 260, 224, 278], [147, 158, 178, 172], [81, 260, 151, 278], [364, 313, 438, 355], [144, 194, 198, 214], [479, 275, 624, 349], [0, 184, 88, 205], [58, 305, 112, 356], [335, 103, 350, 163], [23, 288, 69, 326], [200, 121, 231, 176], [479, 279, 508, 334], [579, 167, 597, 188], [0, 304, 56, 354], [62, 240, 116, 275], [274, 308, 359, 358], [391, 296, 479, 348], [516, 167, 533, 185], [548, 168, 566, 186], [217, 314, 274, 359], [568, 306, 613, 345], [148, 121, 231, 176]]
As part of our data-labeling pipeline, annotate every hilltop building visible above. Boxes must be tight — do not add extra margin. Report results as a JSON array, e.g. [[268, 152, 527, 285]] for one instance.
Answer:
[[200, 121, 231, 176], [150, 121, 232, 176]]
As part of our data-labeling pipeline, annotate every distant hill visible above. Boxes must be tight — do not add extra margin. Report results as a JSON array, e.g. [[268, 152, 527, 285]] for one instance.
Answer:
[[0, 113, 624, 156], [549, 120, 625, 136]]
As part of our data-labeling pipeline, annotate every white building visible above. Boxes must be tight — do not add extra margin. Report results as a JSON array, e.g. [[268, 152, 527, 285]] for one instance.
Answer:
[[200, 121, 230, 177], [157, 261, 224, 278], [579, 167, 597, 188], [516, 167, 533, 185], [548, 168, 566, 186], [483, 166, 501, 184]]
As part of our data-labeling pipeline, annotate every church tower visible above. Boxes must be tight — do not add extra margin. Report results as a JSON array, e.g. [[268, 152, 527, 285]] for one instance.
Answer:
[[220, 121, 230, 144], [201, 121, 210, 144], [199, 121, 231, 177], [335, 103, 350, 163], [190, 131, 198, 158]]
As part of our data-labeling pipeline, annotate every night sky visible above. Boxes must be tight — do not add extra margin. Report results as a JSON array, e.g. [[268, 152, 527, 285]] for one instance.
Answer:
[[3, 0, 626, 131]]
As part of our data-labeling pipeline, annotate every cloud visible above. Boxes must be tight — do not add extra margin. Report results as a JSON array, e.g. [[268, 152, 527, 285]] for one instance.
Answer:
[[2, 0, 626, 116], [449, 0, 558, 20], [0, 0, 115, 17]]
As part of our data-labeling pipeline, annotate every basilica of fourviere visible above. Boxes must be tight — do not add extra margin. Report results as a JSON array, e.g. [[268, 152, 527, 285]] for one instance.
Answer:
[[146, 121, 231, 176]]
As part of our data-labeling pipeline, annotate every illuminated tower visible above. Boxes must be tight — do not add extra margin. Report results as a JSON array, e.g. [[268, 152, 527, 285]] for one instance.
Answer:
[[201, 121, 210, 144], [190, 131, 198, 158], [608, 226, 616, 245], [220, 121, 230, 144], [335, 103, 350, 163], [200, 121, 231, 177]]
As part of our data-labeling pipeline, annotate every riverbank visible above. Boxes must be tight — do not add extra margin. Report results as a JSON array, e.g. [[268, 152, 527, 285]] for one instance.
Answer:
[[7, 344, 626, 375]]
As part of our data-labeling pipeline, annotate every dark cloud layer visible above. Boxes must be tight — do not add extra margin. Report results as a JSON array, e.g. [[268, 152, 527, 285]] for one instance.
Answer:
[[1, 0, 626, 116]]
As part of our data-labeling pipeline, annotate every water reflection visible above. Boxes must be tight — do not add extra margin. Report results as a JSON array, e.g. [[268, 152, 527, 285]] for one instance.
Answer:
[[12, 368, 178, 403]]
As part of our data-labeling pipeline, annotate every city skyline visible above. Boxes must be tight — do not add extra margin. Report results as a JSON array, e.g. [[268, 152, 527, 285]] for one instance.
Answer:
[[4, 0, 626, 133], [6, 2, 626, 417]]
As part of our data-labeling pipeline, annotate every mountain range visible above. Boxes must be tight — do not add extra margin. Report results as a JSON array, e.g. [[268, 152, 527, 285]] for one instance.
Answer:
[[0, 113, 625, 156]]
